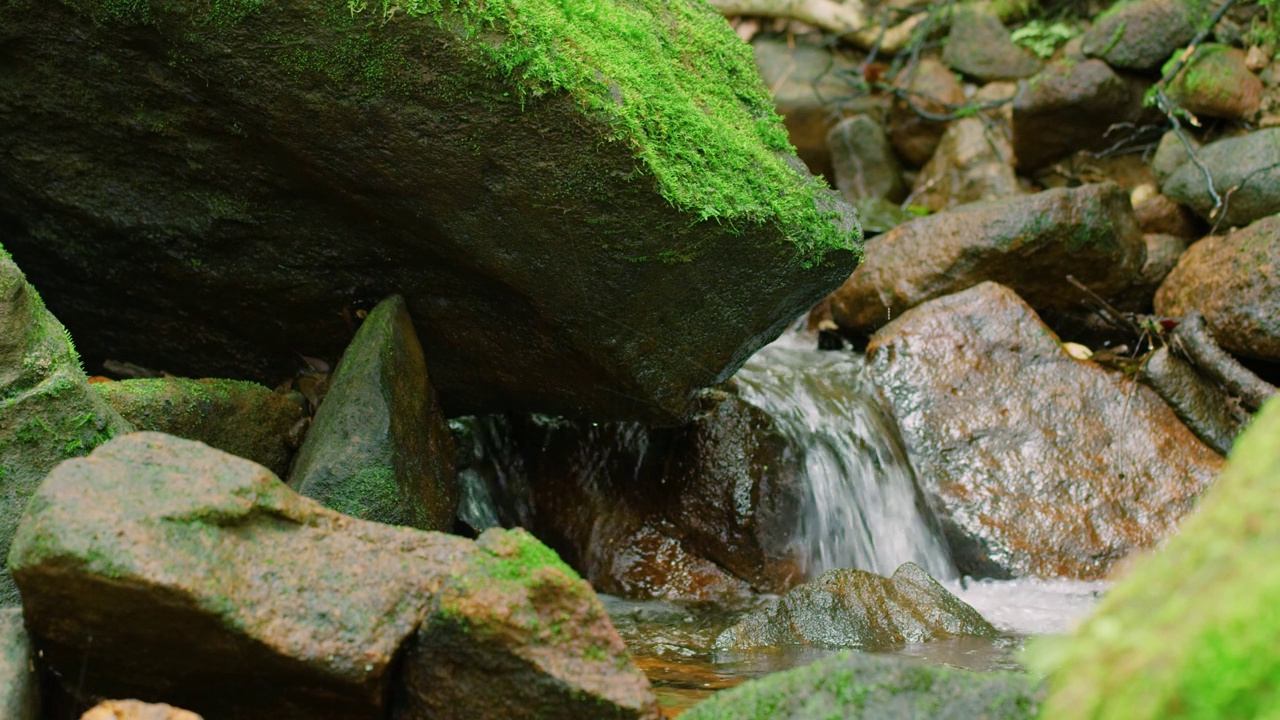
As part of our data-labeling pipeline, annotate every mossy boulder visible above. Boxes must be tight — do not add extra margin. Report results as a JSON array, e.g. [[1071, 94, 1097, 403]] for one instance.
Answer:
[[1032, 394, 1280, 720], [681, 650, 1042, 720], [0, 0, 859, 427], [1164, 129, 1280, 228], [288, 295, 457, 531], [0, 245, 134, 607], [94, 377, 302, 477], [1166, 43, 1262, 120], [713, 563, 995, 652], [8, 432, 657, 720], [0, 609, 38, 720]]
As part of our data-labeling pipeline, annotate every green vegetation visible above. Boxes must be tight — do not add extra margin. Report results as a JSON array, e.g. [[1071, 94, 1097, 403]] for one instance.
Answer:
[[1009, 19, 1079, 58]]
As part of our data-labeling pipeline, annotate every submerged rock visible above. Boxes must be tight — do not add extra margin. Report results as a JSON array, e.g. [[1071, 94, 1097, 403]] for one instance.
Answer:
[[289, 295, 457, 531], [942, 6, 1042, 82], [714, 563, 995, 651], [866, 283, 1223, 579], [1164, 129, 1280, 227], [0, 245, 134, 606], [682, 651, 1041, 720], [81, 701, 202, 720], [94, 377, 301, 477], [1032, 394, 1280, 720], [9, 433, 657, 720], [1079, 0, 1200, 71], [0, 609, 38, 720], [0, 0, 858, 426], [1155, 215, 1280, 362], [826, 183, 1145, 336]]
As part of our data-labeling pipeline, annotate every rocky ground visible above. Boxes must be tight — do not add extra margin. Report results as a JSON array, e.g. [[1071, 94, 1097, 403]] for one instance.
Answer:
[[3, 0, 1280, 718]]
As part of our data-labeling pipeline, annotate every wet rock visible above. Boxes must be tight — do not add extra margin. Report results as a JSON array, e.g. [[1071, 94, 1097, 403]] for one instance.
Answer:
[[81, 701, 203, 720], [1142, 347, 1249, 456], [1151, 130, 1198, 189], [1163, 129, 1280, 227], [1080, 0, 1200, 71], [714, 563, 995, 651], [1032, 394, 1280, 720], [94, 378, 301, 478], [827, 115, 907, 203], [887, 59, 966, 166], [0, 1, 859, 427], [827, 183, 1145, 336], [1155, 215, 1280, 362], [1012, 59, 1146, 171], [0, 609, 39, 720], [911, 116, 1019, 212], [1133, 193, 1200, 239], [866, 282, 1223, 579], [289, 295, 457, 531], [9, 433, 657, 720], [1167, 44, 1263, 120], [0, 246, 134, 606], [942, 6, 1043, 82], [682, 651, 1041, 720]]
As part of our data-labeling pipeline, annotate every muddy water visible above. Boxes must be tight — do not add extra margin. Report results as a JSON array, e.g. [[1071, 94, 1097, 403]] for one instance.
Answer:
[[605, 577, 1106, 717]]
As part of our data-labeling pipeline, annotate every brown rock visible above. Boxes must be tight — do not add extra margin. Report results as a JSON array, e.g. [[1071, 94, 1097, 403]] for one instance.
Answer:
[[942, 6, 1043, 82], [1155, 215, 1280, 362], [827, 183, 1145, 336], [827, 115, 907, 203], [1134, 193, 1201, 239], [1168, 44, 1263, 120], [1114, 232, 1189, 311], [912, 116, 1019, 212], [866, 282, 1223, 579], [81, 700, 203, 720], [887, 59, 966, 167]]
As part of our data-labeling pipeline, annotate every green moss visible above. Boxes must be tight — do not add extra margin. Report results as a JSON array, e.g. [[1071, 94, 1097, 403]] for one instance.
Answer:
[[477, 526, 581, 585]]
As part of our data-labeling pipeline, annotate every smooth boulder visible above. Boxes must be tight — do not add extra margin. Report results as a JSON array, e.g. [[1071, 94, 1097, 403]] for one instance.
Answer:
[[0, 0, 858, 426], [289, 295, 457, 530], [1164, 129, 1280, 228], [8, 433, 658, 720], [714, 563, 995, 651], [866, 283, 1223, 579], [95, 377, 302, 477], [827, 183, 1145, 336], [1155, 214, 1280, 362], [1033, 395, 1280, 719], [0, 245, 134, 606]]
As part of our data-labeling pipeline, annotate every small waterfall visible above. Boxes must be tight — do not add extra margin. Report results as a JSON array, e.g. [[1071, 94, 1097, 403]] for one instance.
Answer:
[[731, 339, 956, 581]]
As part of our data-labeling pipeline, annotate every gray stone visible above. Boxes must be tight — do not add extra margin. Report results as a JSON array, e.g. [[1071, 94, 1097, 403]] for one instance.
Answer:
[[1080, 0, 1200, 71], [9, 433, 658, 720], [827, 115, 907, 203], [866, 283, 1223, 579], [0, 245, 134, 607], [1151, 130, 1199, 189], [289, 295, 458, 531], [0, 609, 38, 720], [1164, 129, 1280, 227], [943, 6, 1043, 81], [1142, 347, 1248, 456], [912, 116, 1020, 212]]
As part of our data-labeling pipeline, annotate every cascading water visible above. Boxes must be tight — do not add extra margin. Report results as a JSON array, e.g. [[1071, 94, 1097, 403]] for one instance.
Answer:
[[731, 335, 957, 581]]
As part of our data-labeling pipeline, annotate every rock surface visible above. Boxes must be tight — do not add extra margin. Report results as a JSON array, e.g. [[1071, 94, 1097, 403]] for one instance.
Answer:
[[887, 59, 966, 167], [827, 183, 1145, 336], [682, 651, 1041, 720], [289, 295, 457, 531], [1032, 394, 1280, 720], [1133, 194, 1199, 239], [1080, 0, 1200, 71], [826, 115, 906, 204], [81, 701, 203, 720], [912, 116, 1020, 212], [866, 283, 1223, 579], [1142, 347, 1249, 456], [942, 6, 1043, 81], [714, 563, 995, 651], [0, 245, 134, 606], [95, 378, 301, 478], [1163, 129, 1280, 227], [9, 433, 658, 720], [1151, 130, 1198, 189], [1155, 215, 1280, 362], [0, 0, 858, 427], [0, 609, 38, 720], [1167, 44, 1263, 120]]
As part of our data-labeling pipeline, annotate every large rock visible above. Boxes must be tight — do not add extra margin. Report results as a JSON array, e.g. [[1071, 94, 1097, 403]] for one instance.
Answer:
[[866, 283, 1223, 579], [1166, 44, 1263, 120], [1012, 59, 1148, 171], [912, 116, 1020, 213], [942, 6, 1043, 82], [0, 245, 134, 606], [1079, 0, 1200, 71], [0, 609, 38, 720], [289, 295, 457, 530], [1164, 129, 1280, 227], [682, 651, 1042, 720], [0, 0, 859, 427], [1032, 395, 1280, 720], [827, 183, 1145, 336], [1155, 215, 1280, 362], [713, 563, 995, 651], [94, 377, 302, 477], [8, 433, 658, 720]]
